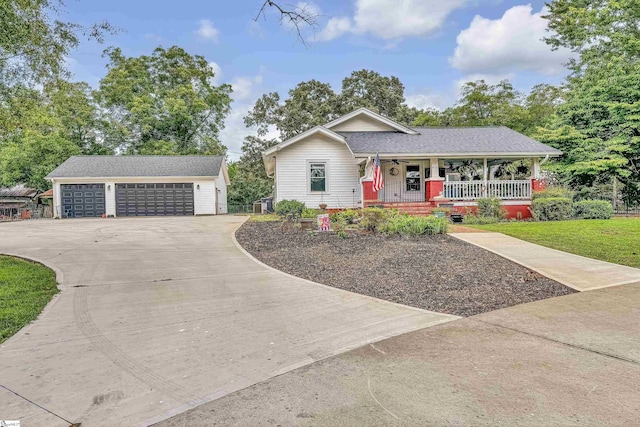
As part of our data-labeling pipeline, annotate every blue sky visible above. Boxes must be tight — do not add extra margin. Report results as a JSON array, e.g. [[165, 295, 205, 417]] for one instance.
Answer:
[[65, 0, 571, 159]]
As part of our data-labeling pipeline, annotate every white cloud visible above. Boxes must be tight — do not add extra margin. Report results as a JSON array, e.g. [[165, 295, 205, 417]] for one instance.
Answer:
[[208, 61, 223, 85], [353, 0, 466, 40], [405, 92, 453, 111], [450, 5, 571, 75], [196, 19, 220, 42], [231, 74, 263, 101], [316, 17, 351, 41], [315, 0, 466, 42]]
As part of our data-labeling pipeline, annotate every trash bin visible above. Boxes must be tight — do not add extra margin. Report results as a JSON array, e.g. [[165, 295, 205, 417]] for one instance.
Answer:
[[261, 197, 274, 213]]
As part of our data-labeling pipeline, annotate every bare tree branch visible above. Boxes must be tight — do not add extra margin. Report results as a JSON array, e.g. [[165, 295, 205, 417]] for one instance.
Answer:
[[255, 1, 319, 46]]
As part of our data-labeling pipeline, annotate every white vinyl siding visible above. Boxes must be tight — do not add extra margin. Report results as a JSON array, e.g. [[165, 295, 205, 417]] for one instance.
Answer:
[[194, 181, 216, 215], [216, 170, 228, 214], [329, 115, 397, 132], [274, 134, 361, 208]]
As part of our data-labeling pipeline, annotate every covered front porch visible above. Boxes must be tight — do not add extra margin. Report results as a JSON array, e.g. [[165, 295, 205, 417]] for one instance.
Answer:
[[361, 156, 546, 217]]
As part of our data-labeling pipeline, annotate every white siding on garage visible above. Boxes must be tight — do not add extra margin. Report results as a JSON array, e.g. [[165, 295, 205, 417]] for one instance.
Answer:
[[275, 134, 361, 209], [329, 115, 397, 132], [194, 180, 216, 215], [216, 173, 228, 214], [105, 182, 116, 216]]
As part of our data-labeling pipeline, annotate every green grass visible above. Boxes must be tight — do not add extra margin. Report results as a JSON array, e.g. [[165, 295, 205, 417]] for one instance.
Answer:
[[473, 218, 640, 268], [242, 213, 281, 222], [0, 256, 59, 343]]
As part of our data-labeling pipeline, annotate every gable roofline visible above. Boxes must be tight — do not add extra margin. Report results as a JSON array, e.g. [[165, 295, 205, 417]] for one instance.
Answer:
[[262, 125, 348, 157], [324, 107, 419, 135]]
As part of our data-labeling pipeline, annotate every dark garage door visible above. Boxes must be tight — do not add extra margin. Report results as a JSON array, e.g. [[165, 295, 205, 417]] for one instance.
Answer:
[[61, 184, 105, 218], [115, 183, 194, 216]]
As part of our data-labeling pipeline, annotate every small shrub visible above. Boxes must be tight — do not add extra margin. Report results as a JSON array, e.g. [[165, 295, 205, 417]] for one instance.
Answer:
[[380, 215, 448, 236], [463, 215, 500, 225], [330, 209, 361, 224], [477, 198, 505, 219], [532, 197, 573, 221], [360, 207, 398, 232], [574, 199, 613, 219], [275, 200, 305, 221], [337, 230, 349, 239], [301, 208, 323, 219], [532, 187, 574, 200]]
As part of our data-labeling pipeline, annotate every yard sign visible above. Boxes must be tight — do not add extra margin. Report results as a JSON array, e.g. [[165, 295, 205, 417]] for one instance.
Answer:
[[317, 214, 330, 231]]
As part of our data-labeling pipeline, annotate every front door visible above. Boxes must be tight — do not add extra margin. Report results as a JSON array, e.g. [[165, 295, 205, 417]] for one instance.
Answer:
[[403, 164, 424, 202], [381, 162, 403, 202]]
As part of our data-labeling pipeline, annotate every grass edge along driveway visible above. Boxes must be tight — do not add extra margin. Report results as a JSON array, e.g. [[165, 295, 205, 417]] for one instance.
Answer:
[[472, 218, 640, 269], [0, 255, 59, 343]]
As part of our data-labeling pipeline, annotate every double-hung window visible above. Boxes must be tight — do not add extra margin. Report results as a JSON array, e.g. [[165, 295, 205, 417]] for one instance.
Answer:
[[309, 162, 327, 192]]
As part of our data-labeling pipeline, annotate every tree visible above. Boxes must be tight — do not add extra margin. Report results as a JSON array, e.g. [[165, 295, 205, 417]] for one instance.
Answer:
[[0, 132, 81, 190], [532, 125, 630, 186], [0, 0, 113, 84], [43, 80, 111, 154], [245, 80, 338, 140], [338, 70, 407, 120], [255, 1, 319, 46], [411, 80, 560, 134], [449, 80, 527, 130], [96, 46, 232, 155], [227, 136, 278, 206], [245, 69, 416, 141], [544, 0, 640, 72], [540, 1, 640, 192]]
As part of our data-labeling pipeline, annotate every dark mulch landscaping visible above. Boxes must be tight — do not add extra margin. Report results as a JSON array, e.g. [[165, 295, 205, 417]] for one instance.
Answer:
[[236, 222, 576, 317]]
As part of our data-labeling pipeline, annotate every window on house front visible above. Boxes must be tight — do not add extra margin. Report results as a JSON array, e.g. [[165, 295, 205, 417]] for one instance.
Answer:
[[310, 163, 326, 192]]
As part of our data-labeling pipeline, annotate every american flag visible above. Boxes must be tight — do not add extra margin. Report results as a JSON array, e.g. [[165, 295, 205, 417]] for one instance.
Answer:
[[372, 153, 384, 192]]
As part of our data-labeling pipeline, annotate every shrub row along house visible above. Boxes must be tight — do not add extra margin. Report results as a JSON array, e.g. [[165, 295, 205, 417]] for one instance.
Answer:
[[46, 156, 229, 218], [262, 108, 562, 219]]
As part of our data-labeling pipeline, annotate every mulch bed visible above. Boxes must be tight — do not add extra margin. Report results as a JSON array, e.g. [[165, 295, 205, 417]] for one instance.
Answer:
[[236, 222, 576, 317]]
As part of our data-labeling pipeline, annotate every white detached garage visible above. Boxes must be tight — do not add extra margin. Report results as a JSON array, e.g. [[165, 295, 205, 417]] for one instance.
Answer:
[[46, 156, 229, 218]]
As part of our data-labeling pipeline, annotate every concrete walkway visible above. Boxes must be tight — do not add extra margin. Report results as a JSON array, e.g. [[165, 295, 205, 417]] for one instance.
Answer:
[[451, 232, 640, 291], [0, 217, 456, 426], [158, 282, 640, 426]]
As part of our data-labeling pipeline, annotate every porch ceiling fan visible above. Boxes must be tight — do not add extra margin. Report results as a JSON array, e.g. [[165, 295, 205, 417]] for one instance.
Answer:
[[380, 159, 410, 164]]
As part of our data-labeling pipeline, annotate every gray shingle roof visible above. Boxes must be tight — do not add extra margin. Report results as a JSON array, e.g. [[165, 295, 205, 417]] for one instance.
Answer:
[[338, 127, 562, 156], [46, 156, 224, 179]]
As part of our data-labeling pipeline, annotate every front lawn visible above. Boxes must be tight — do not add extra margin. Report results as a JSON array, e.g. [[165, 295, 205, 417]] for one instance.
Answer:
[[472, 218, 640, 269], [0, 256, 59, 343]]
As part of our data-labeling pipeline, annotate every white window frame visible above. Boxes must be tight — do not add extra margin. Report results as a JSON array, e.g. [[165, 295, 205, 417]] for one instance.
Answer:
[[307, 160, 330, 194]]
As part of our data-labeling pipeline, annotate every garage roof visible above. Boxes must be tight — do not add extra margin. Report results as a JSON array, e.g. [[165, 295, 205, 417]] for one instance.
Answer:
[[46, 156, 224, 179]]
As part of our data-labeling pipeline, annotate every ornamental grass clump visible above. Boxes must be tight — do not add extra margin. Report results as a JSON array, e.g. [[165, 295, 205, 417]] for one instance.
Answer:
[[275, 199, 305, 221], [380, 215, 448, 236], [360, 207, 398, 232]]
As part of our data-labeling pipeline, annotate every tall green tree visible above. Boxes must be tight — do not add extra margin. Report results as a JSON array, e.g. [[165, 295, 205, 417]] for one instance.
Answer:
[[245, 69, 416, 141], [540, 1, 640, 192], [227, 136, 278, 206], [0, 0, 113, 84], [338, 70, 407, 120], [96, 46, 232, 155], [412, 80, 562, 134]]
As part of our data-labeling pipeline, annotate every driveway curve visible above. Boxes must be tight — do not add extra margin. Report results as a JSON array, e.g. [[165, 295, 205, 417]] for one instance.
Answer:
[[0, 216, 455, 426]]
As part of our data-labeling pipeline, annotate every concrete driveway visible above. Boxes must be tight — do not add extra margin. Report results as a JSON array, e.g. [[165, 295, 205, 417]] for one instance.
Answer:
[[160, 281, 640, 426], [0, 217, 456, 426]]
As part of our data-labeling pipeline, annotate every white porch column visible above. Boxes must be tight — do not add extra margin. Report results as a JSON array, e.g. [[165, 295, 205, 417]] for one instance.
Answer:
[[531, 157, 541, 179], [429, 157, 441, 179], [483, 158, 488, 197]]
